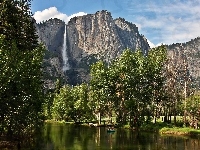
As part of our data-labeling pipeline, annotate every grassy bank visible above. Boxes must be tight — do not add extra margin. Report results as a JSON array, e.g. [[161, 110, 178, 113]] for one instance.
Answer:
[[142, 122, 200, 136], [159, 127, 200, 136], [121, 122, 172, 131], [124, 122, 200, 136]]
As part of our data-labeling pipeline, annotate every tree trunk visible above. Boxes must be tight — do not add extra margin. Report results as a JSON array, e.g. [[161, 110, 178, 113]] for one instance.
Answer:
[[184, 110, 187, 126], [98, 112, 101, 125], [184, 81, 187, 126], [174, 115, 176, 124]]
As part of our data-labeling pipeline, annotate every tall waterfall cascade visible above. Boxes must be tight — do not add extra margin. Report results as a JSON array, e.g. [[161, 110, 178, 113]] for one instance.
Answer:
[[62, 25, 70, 72]]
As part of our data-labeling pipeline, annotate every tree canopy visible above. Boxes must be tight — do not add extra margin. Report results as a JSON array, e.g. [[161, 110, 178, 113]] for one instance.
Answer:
[[0, 0, 45, 139]]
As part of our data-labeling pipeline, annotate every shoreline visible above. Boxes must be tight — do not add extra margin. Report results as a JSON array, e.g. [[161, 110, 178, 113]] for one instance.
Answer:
[[44, 120, 200, 136], [159, 127, 200, 136], [1, 121, 200, 148]]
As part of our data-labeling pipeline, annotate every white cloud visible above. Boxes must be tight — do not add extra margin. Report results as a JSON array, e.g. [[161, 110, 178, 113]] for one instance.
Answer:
[[33, 7, 87, 24], [135, 23, 142, 31], [147, 39, 155, 48], [146, 39, 167, 48], [68, 12, 87, 21], [126, 0, 200, 45], [33, 7, 68, 23], [135, 16, 164, 28]]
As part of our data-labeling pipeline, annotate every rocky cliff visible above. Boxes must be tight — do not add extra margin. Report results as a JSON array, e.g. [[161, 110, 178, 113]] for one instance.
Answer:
[[35, 18, 66, 89], [166, 37, 200, 87], [35, 10, 150, 88], [66, 11, 149, 63]]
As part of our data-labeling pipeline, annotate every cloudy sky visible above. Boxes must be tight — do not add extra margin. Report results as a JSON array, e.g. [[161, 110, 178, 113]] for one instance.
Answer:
[[31, 0, 200, 48]]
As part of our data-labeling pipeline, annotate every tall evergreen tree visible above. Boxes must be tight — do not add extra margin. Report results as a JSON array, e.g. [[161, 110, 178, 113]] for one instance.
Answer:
[[0, 0, 45, 139]]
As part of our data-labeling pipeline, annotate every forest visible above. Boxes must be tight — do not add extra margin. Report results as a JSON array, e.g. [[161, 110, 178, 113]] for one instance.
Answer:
[[46, 46, 200, 130]]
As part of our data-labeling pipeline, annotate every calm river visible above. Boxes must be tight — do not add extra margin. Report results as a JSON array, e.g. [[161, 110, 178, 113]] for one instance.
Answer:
[[21, 123, 200, 150]]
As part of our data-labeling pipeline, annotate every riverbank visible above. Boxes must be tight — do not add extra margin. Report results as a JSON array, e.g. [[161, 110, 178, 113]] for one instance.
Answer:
[[159, 127, 200, 136], [123, 122, 200, 136], [45, 120, 200, 136], [142, 123, 200, 136]]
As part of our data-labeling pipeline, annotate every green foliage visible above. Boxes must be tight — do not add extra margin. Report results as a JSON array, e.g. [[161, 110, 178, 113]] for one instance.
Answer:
[[52, 85, 72, 121], [141, 122, 172, 131], [144, 45, 167, 118], [186, 95, 200, 116], [160, 126, 200, 135], [52, 83, 93, 122], [0, 0, 45, 138], [88, 47, 168, 126], [43, 91, 54, 119], [89, 61, 110, 118], [48, 45, 195, 130], [0, 35, 45, 138], [73, 83, 92, 121], [180, 94, 200, 126], [0, 0, 38, 51]]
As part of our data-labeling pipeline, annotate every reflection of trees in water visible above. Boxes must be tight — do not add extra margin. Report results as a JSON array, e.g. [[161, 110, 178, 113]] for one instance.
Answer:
[[114, 129, 200, 150], [114, 129, 154, 149], [107, 132, 115, 149], [75, 125, 96, 149], [34, 124, 200, 150], [115, 129, 130, 148], [59, 124, 64, 142], [49, 124, 92, 149], [155, 135, 200, 150], [43, 123, 77, 149], [44, 123, 54, 150], [94, 127, 101, 146]]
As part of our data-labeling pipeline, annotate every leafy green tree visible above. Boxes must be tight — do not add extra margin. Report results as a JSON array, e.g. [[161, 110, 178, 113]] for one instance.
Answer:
[[52, 85, 72, 121], [0, 0, 38, 51], [89, 61, 109, 124], [107, 49, 147, 126], [43, 79, 63, 120], [109, 50, 137, 125], [162, 53, 183, 123], [0, 35, 45, 138], [184, 94, 200, 128], [43, 90, 54, 119], [127, 50, 146, 127], [73, 83, 92, 122], [0, 0, 45, 138], [145, 45, 167, 123]]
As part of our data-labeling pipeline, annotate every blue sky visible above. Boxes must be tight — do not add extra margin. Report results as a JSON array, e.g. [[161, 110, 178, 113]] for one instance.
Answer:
[[31, 0, 200, 48]]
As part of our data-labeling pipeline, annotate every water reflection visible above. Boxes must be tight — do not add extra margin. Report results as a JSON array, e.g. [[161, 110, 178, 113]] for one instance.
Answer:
[[29, 123, 200, 150]]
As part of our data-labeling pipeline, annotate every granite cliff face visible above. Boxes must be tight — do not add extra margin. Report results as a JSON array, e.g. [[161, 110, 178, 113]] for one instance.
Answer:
[[35, 18, 66, 89], [166, 37, 200, 87], [35, 10, 150, 88], [66, 11, 149, 64]]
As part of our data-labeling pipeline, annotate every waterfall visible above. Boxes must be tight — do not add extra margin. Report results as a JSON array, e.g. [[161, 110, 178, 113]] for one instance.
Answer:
[[62, 24, 69, 72]]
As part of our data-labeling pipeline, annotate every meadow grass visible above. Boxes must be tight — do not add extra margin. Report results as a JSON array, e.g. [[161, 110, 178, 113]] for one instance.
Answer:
[[159, 127, 200, 136]]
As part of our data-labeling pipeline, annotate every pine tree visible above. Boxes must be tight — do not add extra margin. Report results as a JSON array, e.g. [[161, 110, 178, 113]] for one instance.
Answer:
[[0, 0, 45, 139]]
